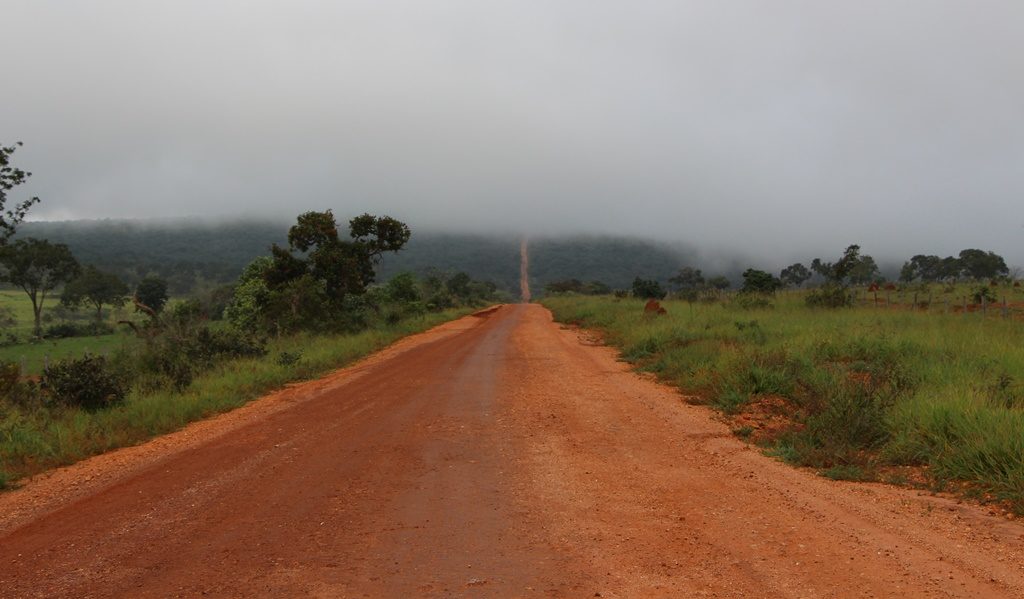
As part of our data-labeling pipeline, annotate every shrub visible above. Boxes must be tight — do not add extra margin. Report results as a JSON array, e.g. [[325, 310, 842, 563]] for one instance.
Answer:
[[740, 269, 782, 294], [734, 293, 774, 310], [43, 355, 127, 410], [805, 284, 852, 308], [632, 277, 666, 300], [276, 350, 303, 367], [44, 321, 115, 339], [0, 361, 41, 408], [133, 325, 267, 391], [972, 285, 997, 304]]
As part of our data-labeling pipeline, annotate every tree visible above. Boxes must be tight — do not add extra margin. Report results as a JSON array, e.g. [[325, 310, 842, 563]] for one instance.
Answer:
[[0, 142, 41, 244], [810, 245, 877, 285], [385, 272, 421, 304], [136, 276, 169, 314], [61, 266, 129, 322], [899, 254, 944, 283], [446, 272, 473, 301], [938, 256, 963, 282], [779, 263, 811, 288], [225, 257, 272, 331], [0, 238, 80, 337], [669, 267, 704, 292], [257, 211, 410, 331], [631, 277, 666, 299], [739, 269, 782, 294], [847, 254, 880, 285], [707, 276, 731, 291], [957, 249, 1008, 281]]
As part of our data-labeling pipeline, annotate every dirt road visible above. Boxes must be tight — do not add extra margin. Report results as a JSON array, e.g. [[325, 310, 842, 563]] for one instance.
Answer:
[[520, 239, 531, 302], [1, 305, 1022, 598]]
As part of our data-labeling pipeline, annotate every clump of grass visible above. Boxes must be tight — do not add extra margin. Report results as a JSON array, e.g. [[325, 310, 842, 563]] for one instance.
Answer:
[[822, 464, 873, 482], [715, 389, 750, 415]]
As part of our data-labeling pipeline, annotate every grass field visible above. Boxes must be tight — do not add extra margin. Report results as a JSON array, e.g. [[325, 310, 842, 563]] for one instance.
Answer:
[[0, 290, 142, 374], [0, 308, 471, 488], [541, 291, 1024, 512]]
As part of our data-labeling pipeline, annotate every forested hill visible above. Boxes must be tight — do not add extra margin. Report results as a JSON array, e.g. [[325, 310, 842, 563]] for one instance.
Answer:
[[14, 220, 712, 295], [528, 236, 703, 291]]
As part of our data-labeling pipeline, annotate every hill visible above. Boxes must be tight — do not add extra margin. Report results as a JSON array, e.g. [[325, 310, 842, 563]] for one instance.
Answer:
[[14, 220, 726, 295]]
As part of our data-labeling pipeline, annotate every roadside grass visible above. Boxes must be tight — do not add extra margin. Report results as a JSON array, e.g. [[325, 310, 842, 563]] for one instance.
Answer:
[[541, 293, 1024, 513], [0, 308, 470, 487]]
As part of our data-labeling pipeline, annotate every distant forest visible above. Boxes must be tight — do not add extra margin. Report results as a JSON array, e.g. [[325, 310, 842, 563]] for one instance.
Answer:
[[13, 220, 711, 296]]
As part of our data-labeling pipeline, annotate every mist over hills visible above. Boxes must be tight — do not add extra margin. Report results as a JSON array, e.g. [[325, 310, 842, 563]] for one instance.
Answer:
[[13, 219, 950, 296], [14, 219, 721, 295]]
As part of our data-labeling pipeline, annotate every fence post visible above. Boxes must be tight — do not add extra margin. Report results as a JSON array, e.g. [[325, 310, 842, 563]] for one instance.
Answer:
[[944, 298, 949, 314], [1003, 297, 1010, 319], [982, 296, 987, 317], [963, 296, 968, 316], [43, 354, 49, 372]]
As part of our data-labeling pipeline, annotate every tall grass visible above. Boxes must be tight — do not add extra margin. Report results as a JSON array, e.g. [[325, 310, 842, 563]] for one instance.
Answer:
[[542, 293, 1024, 512], [0, 309, 468, 487]]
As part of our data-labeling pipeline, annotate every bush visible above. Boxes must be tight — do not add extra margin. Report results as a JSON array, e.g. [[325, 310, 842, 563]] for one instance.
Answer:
[[972, 285, 997, 304], [0, 361, 40, 408], [631, 277, 666, 300], [43, 355, 127, 410], [740, 269, 782, 294], [734, 293, 774, 310], [133, 325, 267, 391], [805, 284, 852, 308], [44, 321, 115, 339], [276, 350, 303, 367]]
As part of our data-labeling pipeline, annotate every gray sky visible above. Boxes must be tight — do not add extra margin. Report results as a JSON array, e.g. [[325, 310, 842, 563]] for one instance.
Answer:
[[3, 1, 1023, 266]]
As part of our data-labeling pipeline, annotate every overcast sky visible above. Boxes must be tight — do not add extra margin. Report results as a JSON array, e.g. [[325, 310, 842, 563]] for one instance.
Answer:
[[3, 1, 1023, 265]]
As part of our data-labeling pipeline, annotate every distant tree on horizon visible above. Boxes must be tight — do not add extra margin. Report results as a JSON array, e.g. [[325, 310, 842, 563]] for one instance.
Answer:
[[631, 277, 666, 300], [779, 263, 811, 288], [61, 265, 130, 322], [739, 269, 782, 295]]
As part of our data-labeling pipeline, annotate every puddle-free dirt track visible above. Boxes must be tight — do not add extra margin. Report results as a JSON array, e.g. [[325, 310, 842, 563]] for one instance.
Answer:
[[1, 304, 1022, 598]]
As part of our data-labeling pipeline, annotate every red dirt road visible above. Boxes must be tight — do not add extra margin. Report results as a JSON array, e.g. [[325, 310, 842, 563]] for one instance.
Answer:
[[1, 304, 1023, 597]]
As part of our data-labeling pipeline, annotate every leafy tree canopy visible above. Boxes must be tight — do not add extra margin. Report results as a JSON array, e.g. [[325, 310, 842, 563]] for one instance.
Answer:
[[136, 276, 170, 314], [958, 249, 1008, 281], [739, 268, 782, 295], [0, 238, 80, 336], [669, 267, 704, 291], [632, 277, 666, 300], [61, 265, 130, 321], [779, 263, 811, 288], [707, 275, 731, 290], [0, 142, 41, 244]]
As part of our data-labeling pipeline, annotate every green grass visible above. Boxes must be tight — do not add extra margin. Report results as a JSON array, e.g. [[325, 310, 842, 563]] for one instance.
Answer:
[[542, 291, 1024, 512], [0, 308, 470, 487], [0, 334, 134, 375]]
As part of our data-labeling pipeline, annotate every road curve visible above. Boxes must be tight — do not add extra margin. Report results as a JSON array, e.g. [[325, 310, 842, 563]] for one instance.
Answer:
[[1, 304, 1022, 597]]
